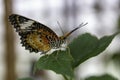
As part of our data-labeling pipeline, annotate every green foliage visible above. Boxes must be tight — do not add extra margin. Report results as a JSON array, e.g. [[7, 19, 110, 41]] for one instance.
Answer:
[[18, 32, 119, 80], [69, 33, 98, 68], [69, 33, 118, 68], [34, 50, 74, 77], [85, 74, 118, 80], [111, 53, 120, 66], [17, 77, 33, 80]]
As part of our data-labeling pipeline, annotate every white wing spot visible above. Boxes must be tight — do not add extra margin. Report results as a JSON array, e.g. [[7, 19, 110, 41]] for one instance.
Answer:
[[20, 20, 34, 29]]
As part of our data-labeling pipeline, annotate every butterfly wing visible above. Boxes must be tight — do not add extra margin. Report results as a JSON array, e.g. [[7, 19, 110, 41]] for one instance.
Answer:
[[9, 14, 59, 53]]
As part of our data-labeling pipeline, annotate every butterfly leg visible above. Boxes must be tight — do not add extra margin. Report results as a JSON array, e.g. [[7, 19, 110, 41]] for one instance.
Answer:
[[44, 50, 52, 58]]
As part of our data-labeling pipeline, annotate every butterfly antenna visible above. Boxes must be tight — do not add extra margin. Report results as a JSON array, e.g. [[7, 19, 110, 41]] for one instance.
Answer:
[[63, 22, 88, 39], [57, 21, 64, 35]]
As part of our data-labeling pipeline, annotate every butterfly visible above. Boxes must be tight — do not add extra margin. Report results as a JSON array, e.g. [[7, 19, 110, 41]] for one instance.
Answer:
[[9, 14, 87, 54]]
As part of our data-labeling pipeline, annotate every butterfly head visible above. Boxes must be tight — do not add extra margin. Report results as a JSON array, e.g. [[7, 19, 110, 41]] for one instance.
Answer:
[[57, 22, 88, 49]]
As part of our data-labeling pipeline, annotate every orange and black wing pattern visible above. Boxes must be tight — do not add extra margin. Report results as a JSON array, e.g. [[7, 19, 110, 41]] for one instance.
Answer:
[[9, 14, 59, 53]]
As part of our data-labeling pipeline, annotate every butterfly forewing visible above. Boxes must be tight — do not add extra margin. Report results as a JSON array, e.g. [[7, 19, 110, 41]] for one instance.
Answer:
[[9, 14, 59, 53], [9, 14, 87, 54]]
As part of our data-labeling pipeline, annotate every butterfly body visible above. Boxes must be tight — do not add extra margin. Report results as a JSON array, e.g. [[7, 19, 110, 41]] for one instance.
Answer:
[[9, 14, 87, 54]]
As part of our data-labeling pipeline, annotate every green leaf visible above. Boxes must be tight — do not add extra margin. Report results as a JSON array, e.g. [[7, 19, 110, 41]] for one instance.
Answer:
[[17, 77, 33, 80], [69, 33, 118, 68], [85, 74, 118, 80], [34, 50, 74, 78], [69, 33, 98, 68], [33, 32, 119, 79]]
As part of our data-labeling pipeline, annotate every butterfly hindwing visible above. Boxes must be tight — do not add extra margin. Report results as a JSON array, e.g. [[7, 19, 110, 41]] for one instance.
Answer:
[[9, 14, 59, 53]]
